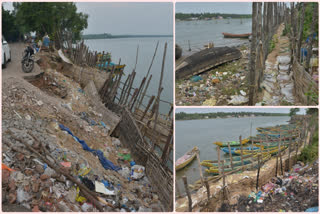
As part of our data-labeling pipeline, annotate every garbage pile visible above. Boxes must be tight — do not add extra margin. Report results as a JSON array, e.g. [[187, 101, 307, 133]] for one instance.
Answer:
[[175, 46, 249, 106], [231, 160, 319, 212], [2, 63, 164, 211]]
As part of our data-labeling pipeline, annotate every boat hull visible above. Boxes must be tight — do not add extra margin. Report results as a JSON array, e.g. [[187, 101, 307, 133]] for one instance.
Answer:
[[222, 32, 251, 38]]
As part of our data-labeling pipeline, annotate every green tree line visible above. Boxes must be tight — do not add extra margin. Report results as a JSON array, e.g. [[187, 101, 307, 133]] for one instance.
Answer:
[[176, 12, 252, 20], [2, 2, 88, 42], [176, 112, 289, 120]]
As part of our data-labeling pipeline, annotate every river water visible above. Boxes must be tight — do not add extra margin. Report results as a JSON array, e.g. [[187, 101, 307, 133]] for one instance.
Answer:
[[176, 18, 252, 56], [84, 37, 173, 114], [175, 116, 290, 195]]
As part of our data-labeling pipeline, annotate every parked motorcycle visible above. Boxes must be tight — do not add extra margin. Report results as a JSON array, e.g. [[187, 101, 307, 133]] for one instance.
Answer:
[[21, 45, 35, 73]]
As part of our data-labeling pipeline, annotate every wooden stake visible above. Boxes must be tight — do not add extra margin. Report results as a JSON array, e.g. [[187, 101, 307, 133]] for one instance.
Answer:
[[227, 142, 233, 169], [182, 176, 192, 212], [196, 151, 204, 186], [217, 146, 221, 175], [240, 135, 244, 168], [204, 177, 210, 201], [256, 155, 261, 191]]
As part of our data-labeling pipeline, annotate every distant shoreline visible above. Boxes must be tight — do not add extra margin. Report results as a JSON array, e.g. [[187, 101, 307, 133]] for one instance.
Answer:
[[82, 34, 173, 40], [176, 114, 290, 121]]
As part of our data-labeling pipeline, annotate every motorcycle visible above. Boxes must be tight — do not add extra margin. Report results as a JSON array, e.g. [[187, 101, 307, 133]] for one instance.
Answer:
[[21, 45, 35, 73]]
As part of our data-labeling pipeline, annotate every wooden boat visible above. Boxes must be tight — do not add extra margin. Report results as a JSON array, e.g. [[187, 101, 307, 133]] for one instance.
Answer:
[[235, 146, 286, 156], [205, 154, 271, 174], [97, 62, 126, 72], [222, 32, 251, 38], [201, 153, 254, 164], [221, 146, 260, 155], [175, 46, 241, 80], [214, 138, 249, 147], [203, 153, 271, 169], [175, 146, 199, 171]]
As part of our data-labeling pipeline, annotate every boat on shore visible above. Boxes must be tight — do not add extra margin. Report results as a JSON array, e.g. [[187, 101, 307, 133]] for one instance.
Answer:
[[214, 138, 249, 147], [175, 46, 241, 80], [205, 154, 270, 174], [221, 146, 260, 155], [222, 32, 251, 38], [176, 146, 199, 171]]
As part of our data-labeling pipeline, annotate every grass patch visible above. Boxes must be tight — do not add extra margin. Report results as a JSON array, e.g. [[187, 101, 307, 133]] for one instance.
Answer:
[[298, 130, 318, 163]]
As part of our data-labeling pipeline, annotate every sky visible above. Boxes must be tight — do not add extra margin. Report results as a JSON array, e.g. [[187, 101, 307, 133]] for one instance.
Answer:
[[2, 2, 173, 35], [175, 2, 252, 14], [175, 108, 308, 115]]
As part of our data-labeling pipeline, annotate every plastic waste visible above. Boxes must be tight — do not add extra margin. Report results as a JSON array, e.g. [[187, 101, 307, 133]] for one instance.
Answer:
[[119, 167, 131, 178], [190, 76, 203, 82], [59, 124, 121, 171], [305, 207, 319, 212], [60, 162, 71, 168], [131, 165, 145, 180], [130, 161, 136, 166], [2, 163, 15, 172], [75, 187, 86, 203], [118, 152, 131, 161], [81, 203, 93, 212], [43, 167, 56, 177], [95, 181, 115, 195], [17, 188, 31, 203], [228, 95, 248, 105]]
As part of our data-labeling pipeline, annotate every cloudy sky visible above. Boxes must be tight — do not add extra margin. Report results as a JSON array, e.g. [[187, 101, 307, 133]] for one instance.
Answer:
[[175, 108, 308, 115], [2, 2, 173, 35], [175, 2, 252, 14]]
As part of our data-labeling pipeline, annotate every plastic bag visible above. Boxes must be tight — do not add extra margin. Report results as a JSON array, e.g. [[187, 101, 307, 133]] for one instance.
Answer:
[[131, 165, 145, 180]]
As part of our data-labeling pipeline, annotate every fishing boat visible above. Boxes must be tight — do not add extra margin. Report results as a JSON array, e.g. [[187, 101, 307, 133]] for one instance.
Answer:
[[176, 147, 199, 171], [222, 32, 251, 38], [214, 138, 250, 147], [205, 154, 271, 174], [221, 146, 260, 155], [201, 153, 254, 164], [97, 62, 126, 72], [202, 153, 270, 169], [175, 46, 241, 80], [235, 146, 286, 156]]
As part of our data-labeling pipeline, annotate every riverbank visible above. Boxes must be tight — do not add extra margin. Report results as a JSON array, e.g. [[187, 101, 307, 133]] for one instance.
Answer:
[[2, 48, 166, 212], [175, 43, 250, 106], [175, 116, 318, 212]]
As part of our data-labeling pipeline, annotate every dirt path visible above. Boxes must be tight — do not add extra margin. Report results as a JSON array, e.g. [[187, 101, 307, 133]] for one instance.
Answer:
[[2, 43, 42, 79]]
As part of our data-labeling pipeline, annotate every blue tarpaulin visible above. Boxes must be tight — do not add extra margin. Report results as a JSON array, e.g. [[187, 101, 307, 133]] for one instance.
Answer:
[[59, 124, 121, 171]]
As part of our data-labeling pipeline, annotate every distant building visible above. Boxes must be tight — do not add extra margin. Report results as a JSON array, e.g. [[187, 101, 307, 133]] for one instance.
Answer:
[[217, 16, 223, 20]]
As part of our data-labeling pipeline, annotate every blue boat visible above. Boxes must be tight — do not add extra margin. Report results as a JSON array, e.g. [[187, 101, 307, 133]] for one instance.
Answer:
[[221, 146, 260, 155]]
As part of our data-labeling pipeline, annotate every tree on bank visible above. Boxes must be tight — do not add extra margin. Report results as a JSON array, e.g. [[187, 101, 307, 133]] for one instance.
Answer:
[[289, 108, 300, 116], [2, 6, 22, 42], [3, 2, 88, 43]]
